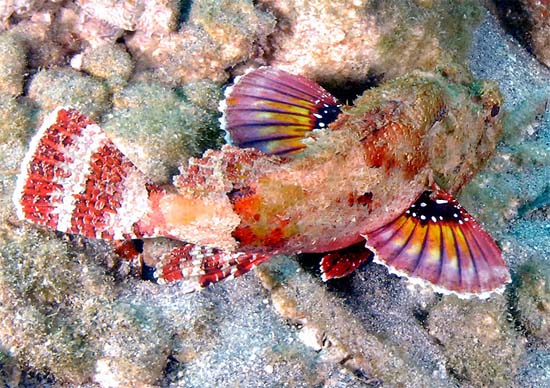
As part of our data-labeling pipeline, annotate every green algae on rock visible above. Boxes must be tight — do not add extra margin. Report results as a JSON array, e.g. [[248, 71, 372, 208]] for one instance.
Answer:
[[0, 95, 32, 146], [102, 80, 223, 184], [376, 0, 483, 78], [0, 166, 173, 386], [0, 224, 114, 384], [513, 259, 550, 346], [0, 32, 27, 96], [0, 96, 33, 175], [0, 191, 174, 386], [79, 43, 134, 93], [28, 67, 110, 121], [428, 296, 525, 388]]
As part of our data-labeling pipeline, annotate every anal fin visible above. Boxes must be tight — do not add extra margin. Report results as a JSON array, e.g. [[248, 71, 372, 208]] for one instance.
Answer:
[[155, 244, 271, 292]]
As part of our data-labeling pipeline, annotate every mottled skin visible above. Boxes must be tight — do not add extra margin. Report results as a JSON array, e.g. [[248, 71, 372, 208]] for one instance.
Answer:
[[151, 71, 502, 254]]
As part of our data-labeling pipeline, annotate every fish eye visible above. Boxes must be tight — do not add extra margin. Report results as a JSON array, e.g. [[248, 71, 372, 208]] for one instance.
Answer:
[[490, 104, 500, 117]]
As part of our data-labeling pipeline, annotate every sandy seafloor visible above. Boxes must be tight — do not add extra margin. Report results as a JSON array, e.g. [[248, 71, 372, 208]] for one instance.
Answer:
[[1, 4, 550, 388], [466, 10, 550, 388]]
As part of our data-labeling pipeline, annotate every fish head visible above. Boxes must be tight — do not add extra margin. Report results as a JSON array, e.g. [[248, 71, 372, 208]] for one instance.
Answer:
[[426, 77, 503, 194]]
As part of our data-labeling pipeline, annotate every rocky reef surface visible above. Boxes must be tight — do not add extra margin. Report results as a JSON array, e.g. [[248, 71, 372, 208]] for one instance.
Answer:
[[492, 0, 550, 69], [0, 1, 549, 387]]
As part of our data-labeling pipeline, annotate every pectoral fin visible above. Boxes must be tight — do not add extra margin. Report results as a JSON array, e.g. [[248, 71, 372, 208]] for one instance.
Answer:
[[363, 187, 511, 299], [220, 67, 342, 157]]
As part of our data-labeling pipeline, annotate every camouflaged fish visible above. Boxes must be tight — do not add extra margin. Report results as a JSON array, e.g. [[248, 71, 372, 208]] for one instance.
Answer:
[[13, 67, 511, 298]]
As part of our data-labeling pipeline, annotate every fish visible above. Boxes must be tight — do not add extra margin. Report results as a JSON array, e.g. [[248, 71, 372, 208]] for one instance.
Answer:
[[12, 66, 511, 298]]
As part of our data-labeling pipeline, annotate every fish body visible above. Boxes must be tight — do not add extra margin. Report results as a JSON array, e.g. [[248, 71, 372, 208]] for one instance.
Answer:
[[160, 71, 499, 251], [13, 67, 510, 298]]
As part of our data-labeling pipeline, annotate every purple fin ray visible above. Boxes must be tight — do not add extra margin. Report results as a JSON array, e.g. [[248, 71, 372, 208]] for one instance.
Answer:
[[363, 187, 511, 299], [220, 67, 341, 157]]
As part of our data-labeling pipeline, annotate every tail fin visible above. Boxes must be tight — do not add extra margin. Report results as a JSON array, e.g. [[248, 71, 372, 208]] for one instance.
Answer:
[[364, 187, 511, 299], [13, 107, 164, 240], [155, 243, 271, 292]]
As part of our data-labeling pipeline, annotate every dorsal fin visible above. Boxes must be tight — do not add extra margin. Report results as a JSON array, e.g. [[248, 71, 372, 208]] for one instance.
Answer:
[[219, 67, 341, 157]]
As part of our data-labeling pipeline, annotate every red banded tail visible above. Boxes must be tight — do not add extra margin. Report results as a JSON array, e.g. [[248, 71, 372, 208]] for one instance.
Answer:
[[13, 107, 164, 240]]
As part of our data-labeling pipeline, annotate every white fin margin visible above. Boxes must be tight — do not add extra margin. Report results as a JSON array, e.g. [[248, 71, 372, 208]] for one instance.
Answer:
[[368, 247, 509, 300], [218, 66, 268, 146], [13, 106, 71, 220]]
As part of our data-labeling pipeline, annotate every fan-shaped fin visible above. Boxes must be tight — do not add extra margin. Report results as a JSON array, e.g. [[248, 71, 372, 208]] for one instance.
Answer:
[[363, 188, 511, 298], [155, 243, 271, 292], [219, 66, 342, 157], [13, 107, 164, 240]]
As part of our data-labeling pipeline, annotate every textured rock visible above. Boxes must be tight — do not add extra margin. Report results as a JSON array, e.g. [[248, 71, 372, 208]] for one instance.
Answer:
[[9, 3, 71, 68], [513, 259, 550, 346], [126, 0, 276, 85], [427, 296, 525, 388], [258, 0, 482, 87], [257, 256, 451, 387], [78, 0, 179, 34], [28, 67, 110, 121], [0, 0, 50, 26], [493, 0, 550, 68], [0, 33, 27, 96]]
